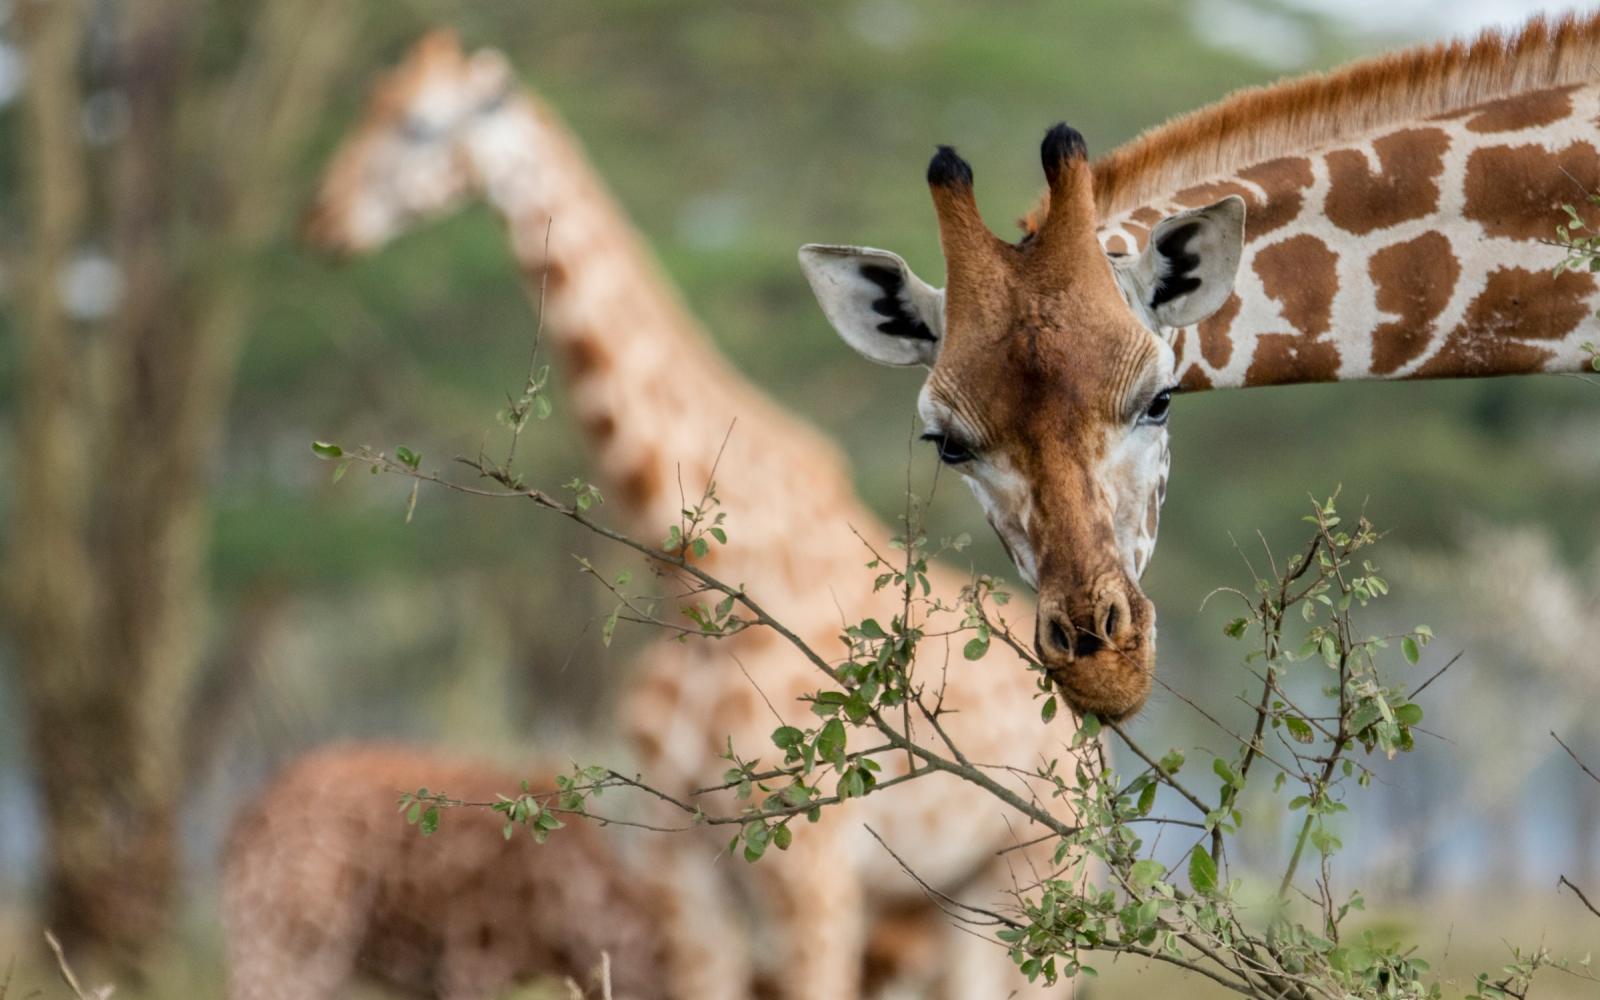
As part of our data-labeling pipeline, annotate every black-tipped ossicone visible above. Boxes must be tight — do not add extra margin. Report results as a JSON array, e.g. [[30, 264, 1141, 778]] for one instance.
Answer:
[[1040, 123, 1088, 186], [926, 144, 974, 188]]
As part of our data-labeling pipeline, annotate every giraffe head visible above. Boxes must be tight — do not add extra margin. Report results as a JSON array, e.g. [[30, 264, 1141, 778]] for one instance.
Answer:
[[800, 126, 1244, 719], [303, 29, 512, 253]]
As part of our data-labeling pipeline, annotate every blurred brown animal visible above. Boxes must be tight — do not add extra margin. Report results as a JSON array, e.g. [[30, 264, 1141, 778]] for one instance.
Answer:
[[221, 744, 666, 1000]]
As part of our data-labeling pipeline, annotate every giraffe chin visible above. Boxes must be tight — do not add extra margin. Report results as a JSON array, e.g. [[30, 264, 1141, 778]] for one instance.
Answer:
[[1047, 641, 1154, 723]]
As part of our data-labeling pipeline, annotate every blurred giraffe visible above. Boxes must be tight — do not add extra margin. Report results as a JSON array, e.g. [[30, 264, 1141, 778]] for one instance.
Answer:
[[302, 30, 1085, 1000], [221, 743, 666, 1000]]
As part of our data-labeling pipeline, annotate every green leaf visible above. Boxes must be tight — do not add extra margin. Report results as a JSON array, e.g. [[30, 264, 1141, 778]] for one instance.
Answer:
[[1189, 849, 1218, 895], [771, 725, 804, 750], [1136, 780, 1157, 816], [1129, 859, 1166, 889], [772, 823, 793, 851], [1394, 702, 1424, 726], [1040, 696, 1058, 723], [1284, 717, 1314, 744], [1402, 636, 1420, 664], [963, 633, 990, 660], [816, 718, 847, 766], [395, 445, 421, 469], [1212, 757, 1240, 789], [1223, 617, 1248, 639], [532, 394, 553, 420], [311, 441, 343, 459]]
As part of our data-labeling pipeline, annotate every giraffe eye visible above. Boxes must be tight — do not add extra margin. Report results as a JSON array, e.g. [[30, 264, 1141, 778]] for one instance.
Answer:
[[1141, 388, 1174, 426], [921, 432, 974, 465]]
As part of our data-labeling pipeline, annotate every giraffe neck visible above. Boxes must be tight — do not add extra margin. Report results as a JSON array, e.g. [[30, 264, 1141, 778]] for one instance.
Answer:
[[1102, 81, 1600, 390], [461, 93, 854, 537]]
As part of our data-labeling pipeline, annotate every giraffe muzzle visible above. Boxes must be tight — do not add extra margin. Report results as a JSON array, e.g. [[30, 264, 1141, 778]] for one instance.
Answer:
[[1035, 580, 1154, 721]]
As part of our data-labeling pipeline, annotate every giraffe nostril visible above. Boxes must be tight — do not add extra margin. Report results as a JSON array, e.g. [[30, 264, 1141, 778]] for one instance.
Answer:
[[1102, 601, 1120, 643], [1050, 618, 1072, 657]]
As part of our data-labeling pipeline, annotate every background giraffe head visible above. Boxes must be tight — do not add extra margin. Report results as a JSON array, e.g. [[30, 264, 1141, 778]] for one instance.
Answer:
[[800, 126, 1244, 720], [303, 29, 511, 253]]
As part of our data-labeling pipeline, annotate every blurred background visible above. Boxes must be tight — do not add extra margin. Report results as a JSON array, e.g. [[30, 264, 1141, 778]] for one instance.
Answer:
[[0, 0, 1596, 995]]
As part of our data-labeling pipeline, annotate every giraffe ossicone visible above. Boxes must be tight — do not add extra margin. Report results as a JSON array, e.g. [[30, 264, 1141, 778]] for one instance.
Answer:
[[802, 11, 1600, 721]]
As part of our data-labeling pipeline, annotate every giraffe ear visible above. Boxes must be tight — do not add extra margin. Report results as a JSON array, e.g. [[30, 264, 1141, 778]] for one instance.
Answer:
[[1128, 196, 1245, 331], [798, 244, 945, 367]]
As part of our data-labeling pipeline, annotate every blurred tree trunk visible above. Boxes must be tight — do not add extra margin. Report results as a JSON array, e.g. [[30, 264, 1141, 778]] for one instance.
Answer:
[[4, 0, 356, 977]]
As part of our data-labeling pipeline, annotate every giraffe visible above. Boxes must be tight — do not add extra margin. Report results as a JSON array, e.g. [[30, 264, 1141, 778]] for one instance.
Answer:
[[800, 11, 1600, 723], [304, 31, 1086, 1000], [221, 743, 666, 1000]]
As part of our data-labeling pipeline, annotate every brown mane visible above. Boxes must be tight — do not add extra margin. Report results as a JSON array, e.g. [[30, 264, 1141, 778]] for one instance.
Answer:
[[1025, 11, 1600, 231]]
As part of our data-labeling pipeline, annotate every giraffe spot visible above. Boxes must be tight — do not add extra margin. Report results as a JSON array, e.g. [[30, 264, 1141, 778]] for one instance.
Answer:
[[630, 726, 662, 763], [478, 924, 495, 949], [1178, 363, 1212, 390], [1173, 179, 1254, 212], [1368, 231, 1461, 375], [1413, 266, 1596, 378], [561, 337, 611, 379], [532, 259, 568, 291], [1235, 156, 1315, 240], [618, 458, 660, 508], [1170, 328, 1186, 359], [1461, 84, 1578, 134], [1122, 221, 1151, 251], [1325, 128, 1451, 235], [636, 671, 681, 710], [1195, 292, 1240, 369], [1143, 494, 1159, 538], [1104, 234, 1129, 255], [580, 413, 616, 443], [1463, 140, 1600, 240], [1129, 206, 1163, 228], [1253, 232, 1339, 337], [1246, 334, 1341, 385], [713, 687, 757, 727], [1248, 231, 1342, 385]]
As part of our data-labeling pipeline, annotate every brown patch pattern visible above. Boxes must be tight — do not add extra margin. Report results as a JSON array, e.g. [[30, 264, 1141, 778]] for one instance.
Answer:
[[1236, 157, 1315, 240], [1178, 363, 1213, 390], [1196, 292, 1240, 368], [1325, 128, 1451, 235], [1172, 156, 1314, 245], [1463, 140, 1600, 239], [1247, 234, 1341, 384], [1367, 232, 1460, 375], [1246, 334, 1342, 385], [561, 336, 611, 378], [618, 457, 661, 507], [1254, 234, 1339, 338], [1414, 266, 1597, 377], [1462, 84, 1578, 133]]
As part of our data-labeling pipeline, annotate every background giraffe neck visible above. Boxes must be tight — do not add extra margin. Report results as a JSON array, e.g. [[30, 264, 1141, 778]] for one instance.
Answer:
[[1103, 81, 1600, 391], [464, 94, 857, 538]]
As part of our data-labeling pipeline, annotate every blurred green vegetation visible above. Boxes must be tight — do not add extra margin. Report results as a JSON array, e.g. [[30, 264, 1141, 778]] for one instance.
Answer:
[[1, 0, 1597, 992]]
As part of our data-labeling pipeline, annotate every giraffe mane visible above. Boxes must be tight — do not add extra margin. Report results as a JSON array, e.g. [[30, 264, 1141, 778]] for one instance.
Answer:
[[1023, 10, 1600, 232]]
